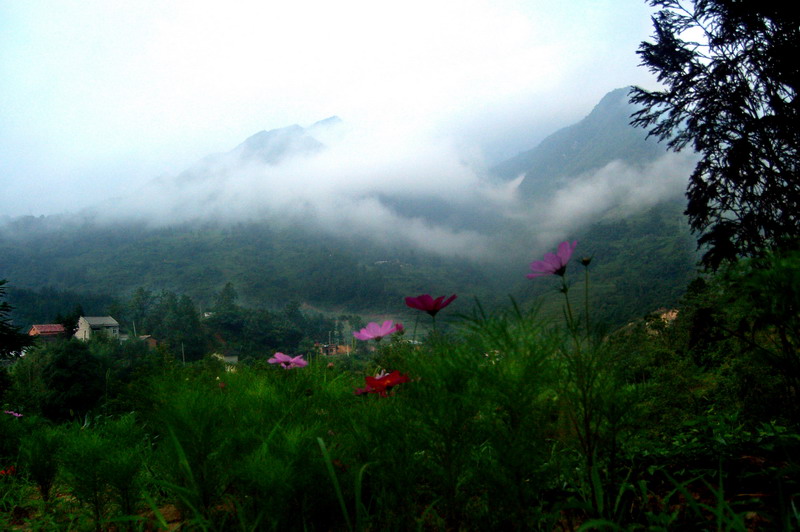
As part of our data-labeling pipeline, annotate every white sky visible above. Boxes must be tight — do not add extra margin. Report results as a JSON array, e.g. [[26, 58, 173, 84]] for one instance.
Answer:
[[0, 0, 658, 217]]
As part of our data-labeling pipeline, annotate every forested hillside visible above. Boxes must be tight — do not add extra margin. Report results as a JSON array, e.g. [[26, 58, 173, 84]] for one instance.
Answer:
[[3, 199, 696, 332]]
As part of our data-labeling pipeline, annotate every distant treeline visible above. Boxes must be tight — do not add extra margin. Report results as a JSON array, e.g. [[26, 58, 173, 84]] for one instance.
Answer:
[[8, 282, 362, 363], [2, 200, 697, 330]]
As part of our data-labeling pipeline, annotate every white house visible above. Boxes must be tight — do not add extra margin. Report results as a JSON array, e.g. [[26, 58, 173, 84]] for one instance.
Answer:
[[74, 316, 120, 341]]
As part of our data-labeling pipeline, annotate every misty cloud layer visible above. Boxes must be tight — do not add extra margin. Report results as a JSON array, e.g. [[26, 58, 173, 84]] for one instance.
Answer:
[[528, 152, 697, 246], [88, 119, 693, 261]]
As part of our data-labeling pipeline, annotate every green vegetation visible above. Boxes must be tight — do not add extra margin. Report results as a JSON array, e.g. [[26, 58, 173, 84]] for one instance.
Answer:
[[2, 200, 696, 334], [0, 247, 797, 530], [0, 280, 31, 359], [0, 218, 487, 313]]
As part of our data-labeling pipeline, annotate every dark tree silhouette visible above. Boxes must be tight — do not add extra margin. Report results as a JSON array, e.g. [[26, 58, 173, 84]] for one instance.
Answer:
[[0, 280, 32, 359], [631, 0, 800, 269]]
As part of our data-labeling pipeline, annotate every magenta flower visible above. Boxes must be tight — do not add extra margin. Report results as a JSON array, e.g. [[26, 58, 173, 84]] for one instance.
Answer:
[[268, 352, 308, 369], [405, 294, 457, 317], [353, 320, 404, 341], [527, 241, 577, 278], [3, 410, 22, 418]]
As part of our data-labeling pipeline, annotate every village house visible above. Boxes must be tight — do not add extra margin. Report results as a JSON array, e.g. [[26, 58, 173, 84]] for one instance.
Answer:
[[118, 333, 159, 349], [316, 343, 350, 356], [28, 323, 66, 340], [74, 316, 120, 341]]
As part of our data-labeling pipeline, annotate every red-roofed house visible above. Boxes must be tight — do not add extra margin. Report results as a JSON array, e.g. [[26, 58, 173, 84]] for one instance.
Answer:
[[28, 324, 66, 337]]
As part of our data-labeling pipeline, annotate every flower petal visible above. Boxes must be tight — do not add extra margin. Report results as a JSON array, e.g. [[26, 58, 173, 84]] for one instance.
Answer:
[[268, 352, 292, 364], [557, 240, 577, 263]]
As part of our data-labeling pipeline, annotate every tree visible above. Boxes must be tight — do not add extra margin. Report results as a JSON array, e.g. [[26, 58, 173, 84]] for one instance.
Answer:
[[11, 340, 105, 421], [128, 287, 155, 333], [55, 303, 84, 338], [150, 291, 208, 362], [40, 341, 105, 421], [0, 279, 32, 359], [630, 0, 800, 269], [213, 282, 239, 313]]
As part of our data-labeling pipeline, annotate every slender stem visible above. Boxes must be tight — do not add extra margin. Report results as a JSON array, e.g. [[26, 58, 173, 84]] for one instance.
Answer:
[[584, 265, 590, 336], [562, 279, 576, 332]]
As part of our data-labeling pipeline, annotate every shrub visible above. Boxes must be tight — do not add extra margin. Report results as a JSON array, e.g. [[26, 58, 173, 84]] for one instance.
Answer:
[[18, 424, 62, 504]]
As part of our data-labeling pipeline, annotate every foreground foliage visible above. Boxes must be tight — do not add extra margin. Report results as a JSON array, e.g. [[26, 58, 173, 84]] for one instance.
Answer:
[[0, 248, 798, 530]]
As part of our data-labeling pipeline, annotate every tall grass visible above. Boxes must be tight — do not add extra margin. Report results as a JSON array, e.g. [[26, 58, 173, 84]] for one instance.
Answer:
[[1, 295, 798, 530]]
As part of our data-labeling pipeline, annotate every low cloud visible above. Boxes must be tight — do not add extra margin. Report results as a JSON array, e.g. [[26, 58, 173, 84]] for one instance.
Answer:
[[92, 121, 502, 258], [87, 119, 694, 261], [523, 151, 696, 248]]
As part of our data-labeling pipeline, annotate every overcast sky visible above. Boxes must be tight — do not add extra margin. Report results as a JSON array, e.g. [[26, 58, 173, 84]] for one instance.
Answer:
[[0, 0, 659, 218]]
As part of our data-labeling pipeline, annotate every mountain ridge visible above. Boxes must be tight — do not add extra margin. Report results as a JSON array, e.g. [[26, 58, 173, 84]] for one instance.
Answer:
[[1, 89, 696, 326], [492, 87, 669, 197]]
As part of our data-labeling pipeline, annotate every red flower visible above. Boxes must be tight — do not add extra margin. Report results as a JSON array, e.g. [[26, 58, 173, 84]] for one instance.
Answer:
[[0, 465, 16, 476], [404, 294, 457, 317], [354, 370, 410, 397]]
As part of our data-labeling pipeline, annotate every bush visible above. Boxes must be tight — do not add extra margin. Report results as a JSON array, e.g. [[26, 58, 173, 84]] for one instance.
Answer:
[[18, 424, 62, 504]]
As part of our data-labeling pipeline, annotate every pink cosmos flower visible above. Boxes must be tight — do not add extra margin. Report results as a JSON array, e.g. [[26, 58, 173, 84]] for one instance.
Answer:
[[405, 294, 457, 317], [527, 241, 577, 278], [268, 352, 308, 369], [353, 320, 404, 341]]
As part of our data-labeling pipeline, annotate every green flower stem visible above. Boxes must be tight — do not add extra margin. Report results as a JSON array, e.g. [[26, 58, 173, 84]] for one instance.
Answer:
[[584, 264, 590, 335], [561, 279, 576, 333]]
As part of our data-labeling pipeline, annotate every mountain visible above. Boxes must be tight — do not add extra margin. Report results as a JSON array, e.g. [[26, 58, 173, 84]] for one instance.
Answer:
[[361, 88, 681, 237], [0, 90, 697, 327], [492, 87, 669, 197], [234, 125, 322, 164], [233, 116, 341, 164], [168, 116, 341, 185]]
